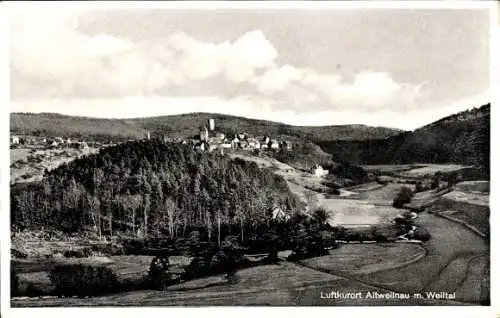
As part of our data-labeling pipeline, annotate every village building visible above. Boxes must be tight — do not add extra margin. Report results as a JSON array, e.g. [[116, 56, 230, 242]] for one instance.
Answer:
[[247, 138, 260, 149], [199, 125, 209, 141], [262, 136, 270, 145], [195, 141, 206, 151], [281, 141, 292, 151], [269, 139, 280, 150], [10, 136, 20, 144], [216, 132, 225, 140], [239, 140, 249, 149], [231, 137, 240, 149], [271, 206, 290, 221], [311, 164, 329, 177], [208, 118, 215, 131], [237, 132, 248, 140]]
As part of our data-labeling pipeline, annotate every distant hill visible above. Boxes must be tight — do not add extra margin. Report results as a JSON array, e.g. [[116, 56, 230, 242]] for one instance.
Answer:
[[318, 104, 490, 176], [126, 113, 403, 141], [10, 113, 147, 142], [10, 112, 402, 142]]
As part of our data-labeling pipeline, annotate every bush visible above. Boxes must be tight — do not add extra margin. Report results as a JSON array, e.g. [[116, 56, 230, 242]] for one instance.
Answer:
[[49, 264, 119, 297], [393, 186, 414, 208], [63, 247, 93, 258], [210, 236, 246, 277], [287, 224, 332, 260], [430, 171, 442, 189], [182, 256, 210, 280], [414, 181, 424, 193], [312, 207, 329, 225], [371, 226, 389, 242], [90, 242, 124, 256], [411, 227, 431, 241], [148, 256, 171, 290]]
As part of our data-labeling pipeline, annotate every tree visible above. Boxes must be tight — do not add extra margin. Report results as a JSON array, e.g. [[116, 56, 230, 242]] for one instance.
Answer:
[[430, 171, 442, 190], [393, 186, 414, 208], [414, 181, 424, 193], [312, 207, 329, 225]]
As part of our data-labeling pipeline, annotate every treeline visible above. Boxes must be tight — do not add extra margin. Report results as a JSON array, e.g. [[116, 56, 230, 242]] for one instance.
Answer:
[[11, 140, 302, 243], [318, 105, 490, 177]]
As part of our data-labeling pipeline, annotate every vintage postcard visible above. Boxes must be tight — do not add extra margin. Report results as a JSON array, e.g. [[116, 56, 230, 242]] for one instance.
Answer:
[[3, 0, 496, 316]]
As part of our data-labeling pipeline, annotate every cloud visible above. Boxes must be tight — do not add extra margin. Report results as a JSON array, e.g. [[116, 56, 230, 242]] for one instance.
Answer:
[[10, 7, 279, 97], [251, 67, 426, 112], [10, 6, 427, 115]]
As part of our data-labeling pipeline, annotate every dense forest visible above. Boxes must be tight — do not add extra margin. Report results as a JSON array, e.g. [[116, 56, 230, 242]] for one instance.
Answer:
[[318, 104, 490, 177], [11, 140, 302, 243]]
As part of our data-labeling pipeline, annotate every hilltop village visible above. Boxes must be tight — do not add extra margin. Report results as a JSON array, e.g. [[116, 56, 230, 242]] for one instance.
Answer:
[[159, 118, 293, 155]]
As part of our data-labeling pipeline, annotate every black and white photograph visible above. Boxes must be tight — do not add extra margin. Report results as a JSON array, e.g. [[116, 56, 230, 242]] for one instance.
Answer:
[[4, 1, 495, 311]]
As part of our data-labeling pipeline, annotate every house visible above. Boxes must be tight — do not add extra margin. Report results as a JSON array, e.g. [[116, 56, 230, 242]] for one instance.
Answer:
[[281, 141, 292, 151], [199, 125, 209, 141], [55, 137, 64, 144], [237, 132, 247, 140], [208, 143, 218, 152], [262, 136, 270, 145], [220, 143, 232, 149], [269, 139, 280, 150], [311, 164, 329, 177], [10, 136, 20, 144], [231, 137, 240, 149], [208, 118, 215, 131], [239, 140, 249, 149], [216, 132, 225, 140], [195, 142, 206, 151], [247, 138, 260, 149], [271, 206, 290, 221]]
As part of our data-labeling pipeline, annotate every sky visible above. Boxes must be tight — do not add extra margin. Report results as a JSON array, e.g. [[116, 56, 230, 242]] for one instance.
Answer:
[[8, 3, 491, 130]]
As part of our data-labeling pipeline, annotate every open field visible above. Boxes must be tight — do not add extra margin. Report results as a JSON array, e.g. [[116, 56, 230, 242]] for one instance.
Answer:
[[300, 243, 426, 275], [351, 212, 489, 303], [13, 254, 191, 296], [455, 181, 489, 194], [432, 198, 489, 235], [442, 190, 489, 207], [320, 199, 401, 226], [362, 164, 470, 178], [356, 183, 415, 202], [399, 164, 472, 178], [12, 260, 464, 306]]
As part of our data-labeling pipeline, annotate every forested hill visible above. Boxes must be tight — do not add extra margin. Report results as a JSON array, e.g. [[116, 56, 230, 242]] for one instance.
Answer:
[[11, 140, 302, 239], [10, 112, 402, 142], [10, 112, 147, 142], [318, 103, 490, 175], [126, 113, 403, 141]]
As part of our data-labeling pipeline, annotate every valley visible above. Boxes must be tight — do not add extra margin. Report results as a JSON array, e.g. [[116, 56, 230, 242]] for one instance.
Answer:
[[9, 105, 490, 307]]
